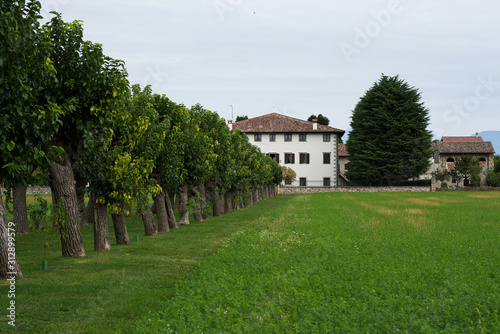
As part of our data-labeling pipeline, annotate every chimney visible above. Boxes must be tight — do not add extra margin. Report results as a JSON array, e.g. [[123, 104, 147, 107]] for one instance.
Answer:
[[227, 119, 233, 130], [476, 132, 479, 138], [312, 119, 318, 130]]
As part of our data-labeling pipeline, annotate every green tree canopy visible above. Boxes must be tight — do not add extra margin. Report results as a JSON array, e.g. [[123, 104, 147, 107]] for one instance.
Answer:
[[307, 114, 329, 126], [346, 74, 433, 186]]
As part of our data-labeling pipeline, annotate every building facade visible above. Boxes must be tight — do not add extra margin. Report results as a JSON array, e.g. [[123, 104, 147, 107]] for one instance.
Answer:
[[231, 113, 345, 187], [431, 135, 495, 187]]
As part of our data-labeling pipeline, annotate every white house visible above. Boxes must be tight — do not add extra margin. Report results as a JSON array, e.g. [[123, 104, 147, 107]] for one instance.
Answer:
[[231, 113, 345, 187]]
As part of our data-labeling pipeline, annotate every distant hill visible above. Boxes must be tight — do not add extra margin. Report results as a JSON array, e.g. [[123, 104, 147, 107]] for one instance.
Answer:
[[476, 131, 500, 154]]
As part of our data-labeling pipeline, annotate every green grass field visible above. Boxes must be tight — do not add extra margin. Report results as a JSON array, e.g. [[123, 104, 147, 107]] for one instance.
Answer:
[[2, 192, 500, 333]]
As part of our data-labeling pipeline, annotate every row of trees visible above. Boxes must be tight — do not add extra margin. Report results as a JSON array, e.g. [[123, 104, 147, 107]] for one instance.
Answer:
[[0, 2, 282, 279]]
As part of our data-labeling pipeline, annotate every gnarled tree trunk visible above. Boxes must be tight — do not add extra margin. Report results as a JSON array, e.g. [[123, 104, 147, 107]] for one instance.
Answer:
[[191, 185, 203, 222], [140, 196, 157, 236], [178, 184, 190, 225], [251, 187, 258, 204], [94, 202, 111, 251], [0, 196, 22, 279], [198, 183, 209, 219], [212, 186, 224, 217], [48, 154, 85, 258], [165, 191, 178, 229], [224, 192, 232, 214], [12, 184, 28, 235], [153, 192, 170, 232], [111, 204, 129, 245]]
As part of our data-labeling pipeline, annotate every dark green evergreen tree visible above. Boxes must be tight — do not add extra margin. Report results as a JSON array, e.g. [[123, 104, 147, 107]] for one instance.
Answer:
[[346, 74, 433, 185]]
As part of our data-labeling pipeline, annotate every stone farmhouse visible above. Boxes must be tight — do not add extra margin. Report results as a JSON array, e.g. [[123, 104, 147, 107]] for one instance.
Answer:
[[230, 113, 345, 187], [431, 135, 496, 187]]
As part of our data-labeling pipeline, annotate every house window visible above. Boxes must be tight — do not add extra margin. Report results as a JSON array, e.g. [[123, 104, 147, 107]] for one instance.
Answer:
[[285, 179, 292, 185], [323, 152, 331, 164], [446, 157, 455, 171], [299, 134, 307, 142], [323, 178, 331, 187], [299, 178, 307, 187], [323, 134, 331, 142], [269, 134, 276, 142], [254, 134, 261, 142], [284, 153, 295, 164], [479, 158, 487, 167], [266, 153, 279, 163], [299, 153, 310, 164], [284, 134, 292, 142]]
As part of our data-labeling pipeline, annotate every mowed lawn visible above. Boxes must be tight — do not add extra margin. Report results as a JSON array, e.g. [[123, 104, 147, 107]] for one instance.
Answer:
[[136, 191, 500, 333], [1, 191, 500, 333]]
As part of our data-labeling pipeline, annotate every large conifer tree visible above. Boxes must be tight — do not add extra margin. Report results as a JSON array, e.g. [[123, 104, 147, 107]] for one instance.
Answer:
[[346, 74, 433, 185]]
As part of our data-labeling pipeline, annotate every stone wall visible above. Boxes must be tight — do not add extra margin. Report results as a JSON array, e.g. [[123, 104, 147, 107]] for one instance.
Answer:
[[278, 185, 430, 195], [0, 186, 51, 195]]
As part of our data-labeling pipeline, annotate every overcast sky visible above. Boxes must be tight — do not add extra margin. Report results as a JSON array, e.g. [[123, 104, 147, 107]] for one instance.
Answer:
[[38, 0, 500, 138]]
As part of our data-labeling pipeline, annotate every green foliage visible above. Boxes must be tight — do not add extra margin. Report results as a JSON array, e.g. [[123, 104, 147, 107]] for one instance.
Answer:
[[441, 181, 448, 188], [307, 114, 330, 125], [454, 155, 482, 187], [346, 74, 433, 185], [281, 166, 297, 182], [485, 169, 500, 187], [236, 115, 248, 122], [0, 0, 63, 185], [431, 167, 450, 182]]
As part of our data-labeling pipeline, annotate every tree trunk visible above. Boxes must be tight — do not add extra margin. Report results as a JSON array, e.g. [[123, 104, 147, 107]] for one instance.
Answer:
[[142, 206, 157, 236], [252, 187, 258, 204], [0, 195, 22, 279], [165, 191, 178, 229], [178, 184, 190, 225], [191, 185, 203, 222], [94, 202, 111, 251], [111, 204, 129, 245], [12, 184, 28, 235], [198, 183, 209, 219], [48, 155, 85, 258], [75, 177, 87, 226], [153, 192, 170, 232], [245, 188, 254, 207], [151, 201, 157, 214], [84, 192, 96, 226], [224, 192, 232, 214], [212, 187, 224, 217]]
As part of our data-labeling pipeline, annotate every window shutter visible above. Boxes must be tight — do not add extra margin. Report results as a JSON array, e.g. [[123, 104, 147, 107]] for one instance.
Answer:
[[306, 153, 310, 164], [276, 153, 280, 163], [292, 154, 295, 164]]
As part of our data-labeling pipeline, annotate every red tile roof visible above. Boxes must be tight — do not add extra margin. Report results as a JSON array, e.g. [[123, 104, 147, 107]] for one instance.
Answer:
[[441, 136, 484, 142], [433, 141, 495, 154], [232, 113, 345, 135], [434, 136, 495, 154], [338, 143, 350, 157]]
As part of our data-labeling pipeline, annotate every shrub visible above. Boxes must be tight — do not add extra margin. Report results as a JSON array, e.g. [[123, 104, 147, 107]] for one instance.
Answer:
[[486, 169, 500, 187]]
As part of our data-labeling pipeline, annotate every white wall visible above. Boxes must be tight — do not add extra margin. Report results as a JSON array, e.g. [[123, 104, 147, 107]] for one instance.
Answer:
[[248, 132, 339, 186]]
